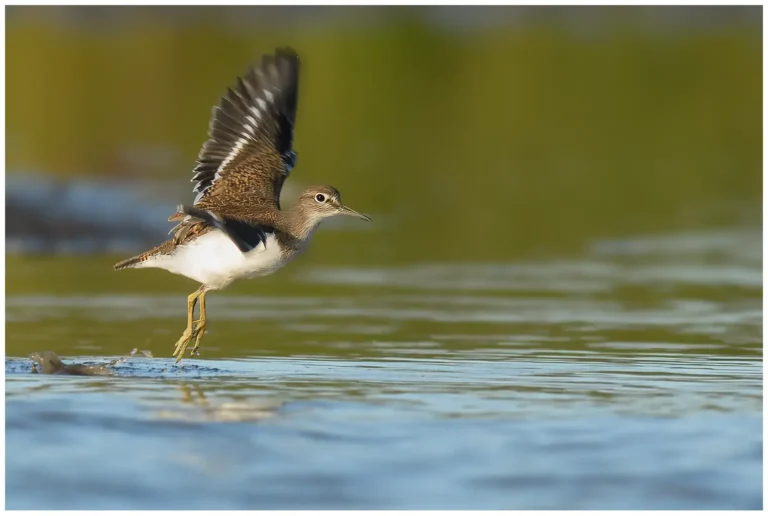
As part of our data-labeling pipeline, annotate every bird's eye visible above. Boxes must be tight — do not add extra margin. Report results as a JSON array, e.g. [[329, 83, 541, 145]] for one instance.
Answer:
[[315, 194, 326, 203]]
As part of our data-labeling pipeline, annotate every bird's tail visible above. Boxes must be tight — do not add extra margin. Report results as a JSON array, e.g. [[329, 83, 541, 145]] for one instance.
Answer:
[[113, 240, 174, 270]]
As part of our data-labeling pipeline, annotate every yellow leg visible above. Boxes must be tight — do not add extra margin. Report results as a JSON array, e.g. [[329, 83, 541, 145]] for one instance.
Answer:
[[189, 290, 207, 357], [173, 287, 204, 363]]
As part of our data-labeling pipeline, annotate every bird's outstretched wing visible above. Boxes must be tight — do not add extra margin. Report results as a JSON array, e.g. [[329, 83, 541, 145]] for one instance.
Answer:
[[190, 47, 299, 214]]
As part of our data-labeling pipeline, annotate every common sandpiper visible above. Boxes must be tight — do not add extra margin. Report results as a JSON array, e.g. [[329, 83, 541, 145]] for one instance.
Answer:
[[114, 47, 370, 362]]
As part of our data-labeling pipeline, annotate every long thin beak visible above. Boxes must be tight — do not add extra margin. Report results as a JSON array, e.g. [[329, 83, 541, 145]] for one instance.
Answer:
[[337, 203, 371, 221]]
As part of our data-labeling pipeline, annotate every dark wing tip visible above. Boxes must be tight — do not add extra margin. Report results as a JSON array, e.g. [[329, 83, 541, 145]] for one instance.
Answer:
[[275, 46, 299, 63], [273, 47, 300, 125]]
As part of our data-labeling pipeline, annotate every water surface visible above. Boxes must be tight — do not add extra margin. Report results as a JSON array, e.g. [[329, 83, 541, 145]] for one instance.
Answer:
[[5, 228, 762, 509]]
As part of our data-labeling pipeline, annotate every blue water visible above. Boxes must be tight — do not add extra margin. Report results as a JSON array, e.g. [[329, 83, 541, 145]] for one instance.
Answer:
[[5, 351, 762, 510]]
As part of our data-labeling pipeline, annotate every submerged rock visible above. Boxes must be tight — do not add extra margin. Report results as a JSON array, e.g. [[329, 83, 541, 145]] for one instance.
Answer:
[[29, 351, 114, 376], [6, 173, 303, 254], [29, 348, 153, 376], [7, 173, 175, 254]]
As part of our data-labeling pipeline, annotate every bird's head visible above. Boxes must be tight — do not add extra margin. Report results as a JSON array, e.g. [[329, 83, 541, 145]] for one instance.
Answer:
[[297, 186, 371, 224]]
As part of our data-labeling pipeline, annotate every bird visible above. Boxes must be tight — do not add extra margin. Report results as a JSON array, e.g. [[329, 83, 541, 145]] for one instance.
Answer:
[[113, 47, 370, 363]]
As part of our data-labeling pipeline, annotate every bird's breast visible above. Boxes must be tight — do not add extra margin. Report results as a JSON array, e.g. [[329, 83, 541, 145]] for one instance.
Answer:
[[167, 230, 290, 289]]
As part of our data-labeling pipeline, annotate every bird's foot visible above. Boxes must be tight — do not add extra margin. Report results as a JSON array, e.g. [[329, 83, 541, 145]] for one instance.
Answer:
[[172, 327, 196, 363], [189, 321, 207, 358]]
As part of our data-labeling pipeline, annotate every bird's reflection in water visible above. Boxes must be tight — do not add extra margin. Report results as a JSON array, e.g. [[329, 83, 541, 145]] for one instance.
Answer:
[[153, 382, 282, 423], [178, 383, 209, 405]]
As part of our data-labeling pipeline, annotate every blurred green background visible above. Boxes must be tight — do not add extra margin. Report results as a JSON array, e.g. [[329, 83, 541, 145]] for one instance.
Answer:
[[6, 5, 761, 290]]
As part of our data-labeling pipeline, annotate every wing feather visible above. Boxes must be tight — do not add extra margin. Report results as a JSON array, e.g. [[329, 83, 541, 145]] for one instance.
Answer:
[[191, 47, 300, 211]]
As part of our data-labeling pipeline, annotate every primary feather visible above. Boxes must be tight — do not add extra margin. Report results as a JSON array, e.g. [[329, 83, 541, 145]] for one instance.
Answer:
[[191, 47, 299, 211]]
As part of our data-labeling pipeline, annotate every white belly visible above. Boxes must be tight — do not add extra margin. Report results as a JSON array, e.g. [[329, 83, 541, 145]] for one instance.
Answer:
[[140, 230, 291, 289]]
